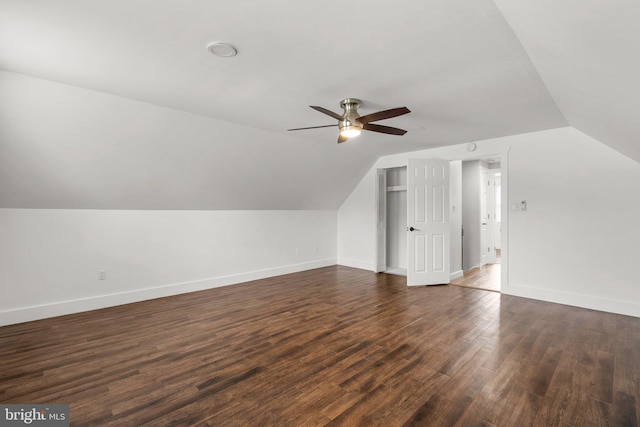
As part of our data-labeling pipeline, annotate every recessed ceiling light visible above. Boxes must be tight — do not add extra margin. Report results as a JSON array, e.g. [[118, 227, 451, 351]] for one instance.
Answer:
[[207, 42, 238, 57]]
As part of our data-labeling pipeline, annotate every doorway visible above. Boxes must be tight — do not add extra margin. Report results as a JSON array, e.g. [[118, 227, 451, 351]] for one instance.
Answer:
[[377, 160, 451, 285], [374, 152, 508, 292], [384, 167, 407, 276], [454, 159, 501, 292]]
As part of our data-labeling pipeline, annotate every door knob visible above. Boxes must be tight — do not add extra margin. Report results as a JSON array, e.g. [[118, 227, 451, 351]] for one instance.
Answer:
[[409, 227, 416, 231]]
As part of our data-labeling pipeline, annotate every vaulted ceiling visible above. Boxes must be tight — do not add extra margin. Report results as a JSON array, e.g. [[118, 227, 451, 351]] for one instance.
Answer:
[[0, 0, 637, 209]]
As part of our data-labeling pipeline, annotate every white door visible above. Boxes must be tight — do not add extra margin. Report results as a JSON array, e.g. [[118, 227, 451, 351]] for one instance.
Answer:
[[494, 173, 501, 251], [480, 169, 496, 266], [407, 159, 450, 286]]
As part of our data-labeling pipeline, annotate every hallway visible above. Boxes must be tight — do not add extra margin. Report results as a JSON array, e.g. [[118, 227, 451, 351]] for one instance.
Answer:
[[452, 249, 501, 292]]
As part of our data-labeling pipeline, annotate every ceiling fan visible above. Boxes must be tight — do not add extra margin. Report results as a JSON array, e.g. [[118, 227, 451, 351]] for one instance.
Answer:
[[287, 98, 411, 143]]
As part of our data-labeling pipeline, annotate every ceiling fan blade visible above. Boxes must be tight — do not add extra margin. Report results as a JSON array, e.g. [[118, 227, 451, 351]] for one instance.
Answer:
[[358, 107, 411, 124], [310, 106, 344, 121], [362, 123, 407, 136], [287, 124, 337, 131], [337, 134, 349, 143]]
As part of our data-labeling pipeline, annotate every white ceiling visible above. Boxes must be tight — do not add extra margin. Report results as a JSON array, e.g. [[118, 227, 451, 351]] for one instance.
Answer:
[[0, 0, 636, 209], [494, 0, 640, 163]]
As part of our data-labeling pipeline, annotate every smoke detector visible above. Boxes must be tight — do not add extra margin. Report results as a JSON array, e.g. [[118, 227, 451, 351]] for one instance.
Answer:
[[207, 42, 237, 57]]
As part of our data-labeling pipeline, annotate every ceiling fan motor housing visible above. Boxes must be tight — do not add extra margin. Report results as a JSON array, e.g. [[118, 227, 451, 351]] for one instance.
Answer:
[[339, 98, 362, 130]]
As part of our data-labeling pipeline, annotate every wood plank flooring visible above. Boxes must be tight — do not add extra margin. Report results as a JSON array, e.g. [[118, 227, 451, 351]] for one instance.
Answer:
[[451, 262, 501, 293], [452, 249, 501, 293], [1, 266, 639, 426]]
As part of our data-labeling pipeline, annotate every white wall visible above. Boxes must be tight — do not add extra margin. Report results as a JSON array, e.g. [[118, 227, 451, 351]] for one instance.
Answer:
[[386, 191, 407, 269], [337, 171, 377, 271], [0, 209, 336, 326], [462, 160, 482, 270], [338, 127, 640, 317], [507, 130, 640, 317], [0, 70, 374, 211]]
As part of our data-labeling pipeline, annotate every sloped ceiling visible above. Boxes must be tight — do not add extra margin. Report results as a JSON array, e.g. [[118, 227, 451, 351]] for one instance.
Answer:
[[494, 0, 640, 162], [1, 0, 633, 210]]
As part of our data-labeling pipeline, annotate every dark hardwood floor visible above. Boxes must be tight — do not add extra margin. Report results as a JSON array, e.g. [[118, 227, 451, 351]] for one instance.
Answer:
[[1, 266, 638, 426]]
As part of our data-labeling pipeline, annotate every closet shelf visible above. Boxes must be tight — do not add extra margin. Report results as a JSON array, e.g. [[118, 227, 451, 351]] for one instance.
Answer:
[[387, 186, 407, 192]]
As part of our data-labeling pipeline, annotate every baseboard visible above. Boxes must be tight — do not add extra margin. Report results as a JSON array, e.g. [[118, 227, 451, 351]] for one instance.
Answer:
[[337, 258, 375, 271], [450, 270, 464, 280], [384, 267, 407, 277], [506, 283, 640, 318], [0, 258, 337, 327]]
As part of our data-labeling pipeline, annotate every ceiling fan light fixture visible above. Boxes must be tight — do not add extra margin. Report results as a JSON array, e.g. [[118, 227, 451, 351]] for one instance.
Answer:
[[340, 125, 362, 138]]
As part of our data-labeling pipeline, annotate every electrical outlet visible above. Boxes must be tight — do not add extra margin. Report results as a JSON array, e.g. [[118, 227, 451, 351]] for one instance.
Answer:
[[314, 246, 319, 253], [98, 270, 107, 280], [295, 247, 300, 255]]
